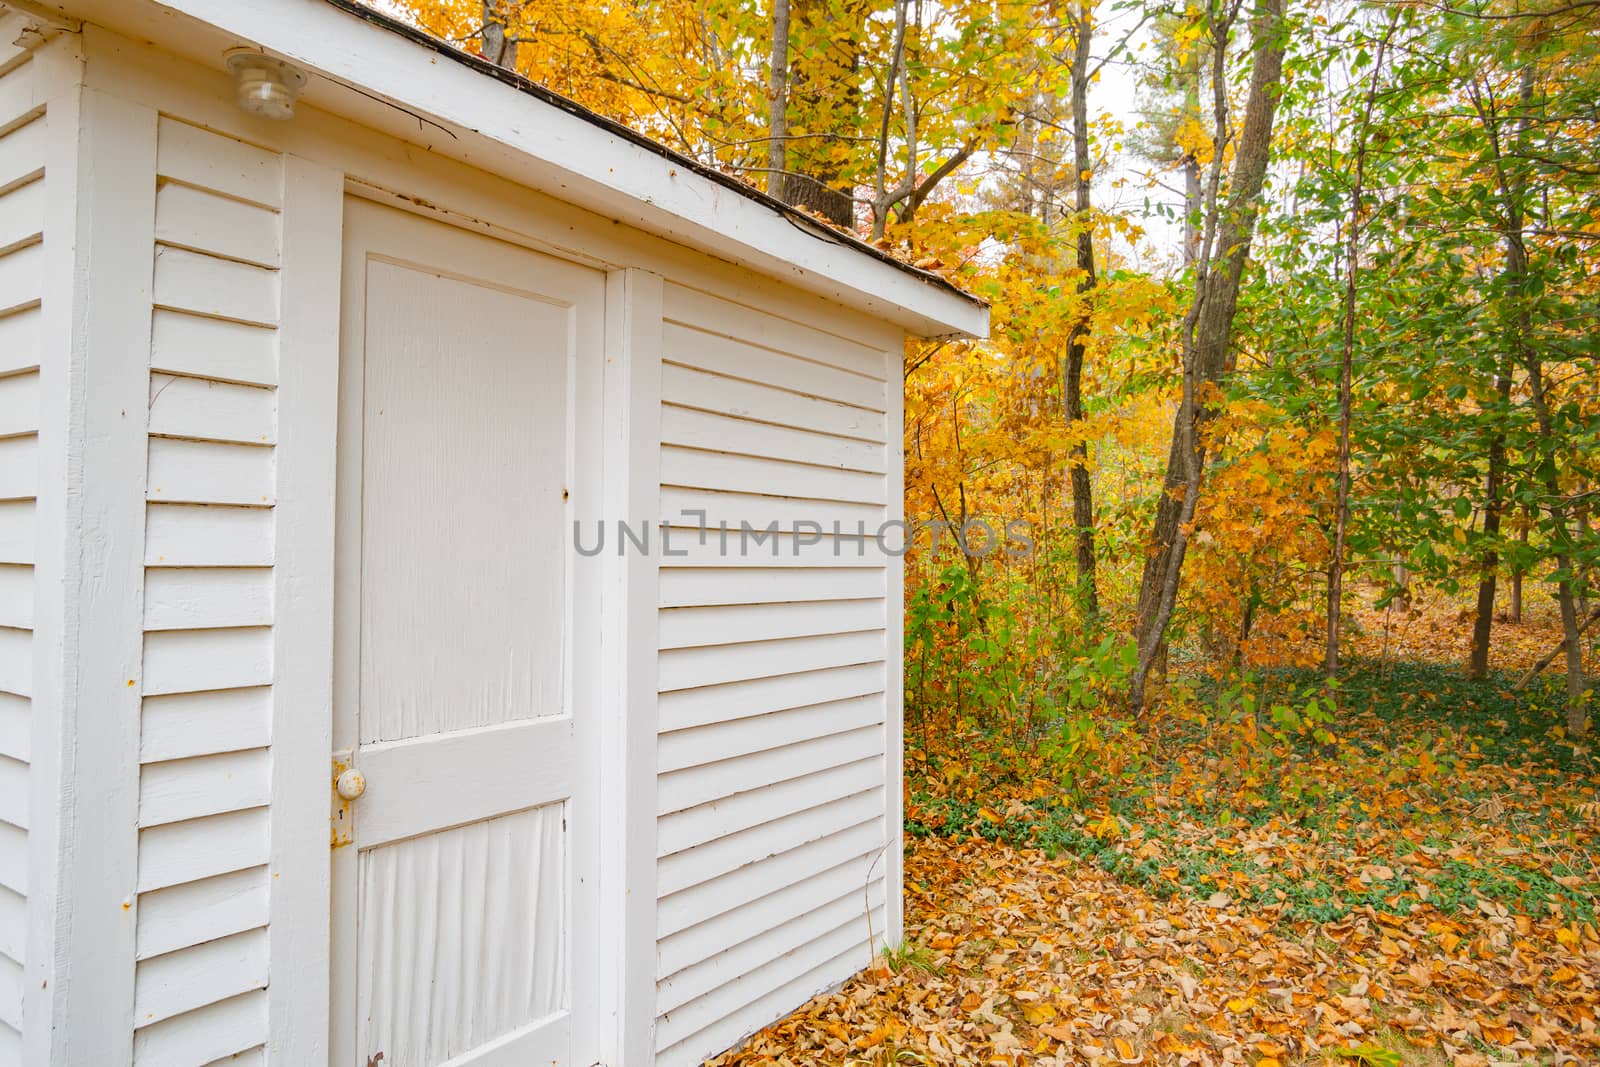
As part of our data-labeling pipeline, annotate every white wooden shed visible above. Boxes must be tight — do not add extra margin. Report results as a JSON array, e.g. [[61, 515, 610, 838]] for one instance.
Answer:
[[0, 0, 987, 1064]]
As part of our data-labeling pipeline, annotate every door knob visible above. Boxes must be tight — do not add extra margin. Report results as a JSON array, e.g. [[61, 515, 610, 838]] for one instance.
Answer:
[[336, 768, 367, 800]]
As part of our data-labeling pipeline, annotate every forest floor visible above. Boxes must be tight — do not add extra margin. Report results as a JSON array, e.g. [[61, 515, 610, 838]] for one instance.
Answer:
[[707, 598, 1599, 1066]]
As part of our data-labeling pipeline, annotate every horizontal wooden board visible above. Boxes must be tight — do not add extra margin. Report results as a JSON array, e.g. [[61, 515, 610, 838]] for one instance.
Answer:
[[664, 323, 887, 410], [0, 565, 29, 629], [658, 762, 882, 860], [0, 240, 40, 316], [0, 176, 40, 255], [0, 368, 36, 439], [0, 822, 23, 896], [659, 566, 884, 608], [154, 181, 280, 268], [658, 693, 885, 771], [0, 950, 17, 1031], [0, 884, 21, 964], [136, 865, 268, 961], [133, 927, 268, 1029], [0, 306, 39, 378], [138, 747, 271, 829], [145, 503, 274, 567], [142, 626, 273, 697], [657, 726, 885, 816], [657, 662, 885, 733], [656, 818, 887, 939], [658, 528, 892, 569], [146, 438, 275, 507], [656, 878, 885, 1019], [136, 807, 270, 893], [156, 118, 281, 210], [659, 630, 886, 693], [141, 687, 272, 764], [661, 364, 885, 444], [150, 309, 278, 387], [0, 627, 28, 698], [130, 988, 266, 1067], [0, 500, 29, 565], [660, 404, 885, 474], [663, 282, 888, 381], [148, 374, 276, 446], [0, 112, 44, 195], [0, 434, 34, 501], [144, 567, 273, 631], [655, 910, 880, 1062], [0, 754, 23, 831], [153, 246, 279, 328], [0, 61, 38, 137], [655, 846, 885, 979], [659, 599, 885, 650], [660, 446, 887, 507], [659, 490, 887, 543], [0, 692, 26, 763], [657, 786, 884, 897]]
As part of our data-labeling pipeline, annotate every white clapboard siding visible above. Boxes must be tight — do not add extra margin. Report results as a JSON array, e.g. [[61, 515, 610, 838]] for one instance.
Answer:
[[656, 849, 884, 980], [656, 908, 882, 1065], [133, 927, 269, 1029], [135, 865, 270, 961], [136, 807, 271, 895], [146, 438, 275, 506], [657, 788, 885, 897], [654, 287, 893, 1065], [150, 310, 277, 387], [660, 487, 886, 534], [136, 122, 284, 1067], [0, 68, 39, 1052], [664, 283, 888, 381], [663, 323, 887, 410], [154, 181, 280, 268], [140, 687, 272, 764], [131, 990, 266, 1067], [658, 659, 885, 736], [156, 118, 283, 211], [658, 694, 885, 772], [0, 305, 40, 378], [659, 630, 886, 693], [0, 114, 46, 196], [0, 177, 41, 255], [145, 504, 274, 568], [144, 568, 274, 631], [148, 375, 276, 446], [656, 878, 885, 1023], [660, 446, 887, 506], [659, 566, 884, 608], [660, 364, 884, 444], [660, 404, 885, 474]]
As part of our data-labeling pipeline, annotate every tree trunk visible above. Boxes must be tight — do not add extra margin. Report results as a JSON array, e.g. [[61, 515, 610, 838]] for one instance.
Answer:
[[482, 0, 518, 68], [767, 0, 791, 202], [1063, 0, 1099, 620], [1509, 513, 1527, 623], [1467, 360, 1513, 678], [1181, 41, 1203, 266], [1130, 0, 1290, 709], [780, 0, 865, 227], [1327, 22, 1390, 679]]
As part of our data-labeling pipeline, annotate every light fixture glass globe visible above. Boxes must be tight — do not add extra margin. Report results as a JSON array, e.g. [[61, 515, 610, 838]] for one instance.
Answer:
[[224, 50, 307, 121]]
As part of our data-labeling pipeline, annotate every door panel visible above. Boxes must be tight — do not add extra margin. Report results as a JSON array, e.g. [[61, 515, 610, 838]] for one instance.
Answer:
[[333, 198, 602, 1067]]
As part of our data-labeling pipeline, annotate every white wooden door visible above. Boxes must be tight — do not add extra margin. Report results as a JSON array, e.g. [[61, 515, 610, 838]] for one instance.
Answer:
[[332, 199, 604, 1067]]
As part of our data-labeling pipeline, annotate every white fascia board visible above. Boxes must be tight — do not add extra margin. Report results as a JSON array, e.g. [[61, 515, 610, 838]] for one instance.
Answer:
[[50, 0, 990, 339]]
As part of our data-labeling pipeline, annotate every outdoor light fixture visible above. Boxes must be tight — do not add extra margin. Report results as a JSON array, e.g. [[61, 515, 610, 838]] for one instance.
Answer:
[[224, 49, 307, 121]]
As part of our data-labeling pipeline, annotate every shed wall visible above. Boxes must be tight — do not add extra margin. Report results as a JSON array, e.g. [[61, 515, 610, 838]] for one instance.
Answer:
[[0, 26, 46, 1058], [26, 19, 911, 1066], [653, 284, 897, 1066]]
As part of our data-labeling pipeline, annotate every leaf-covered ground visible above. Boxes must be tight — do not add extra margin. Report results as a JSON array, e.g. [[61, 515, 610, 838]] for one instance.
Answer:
[[708, 602, 1599, 1066]]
